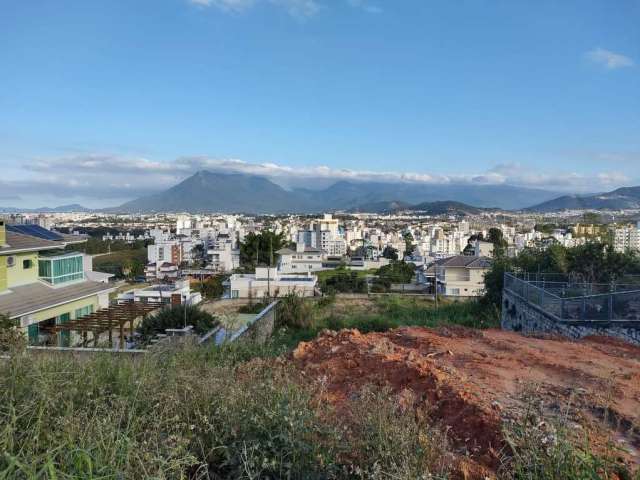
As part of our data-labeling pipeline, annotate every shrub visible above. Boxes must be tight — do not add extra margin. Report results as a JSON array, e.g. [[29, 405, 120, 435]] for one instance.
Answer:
[[500, 397, 632, 480], [0, 313, 25, 353], [276, 292, 315, 329], [136, 304, 219, 343]]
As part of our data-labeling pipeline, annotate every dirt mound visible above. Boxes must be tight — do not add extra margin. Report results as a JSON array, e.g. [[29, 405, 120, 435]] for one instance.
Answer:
[[292, 327, 640, 478]]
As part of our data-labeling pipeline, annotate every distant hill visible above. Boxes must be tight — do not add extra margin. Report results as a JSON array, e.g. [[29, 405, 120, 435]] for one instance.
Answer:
[[349, 200, 486, 215], [526, 186, 640, 212], [0, 204, 91, 213], [348, 200, 412, 213], [112, 170, 561, 213], [407, 200, 486, 216]]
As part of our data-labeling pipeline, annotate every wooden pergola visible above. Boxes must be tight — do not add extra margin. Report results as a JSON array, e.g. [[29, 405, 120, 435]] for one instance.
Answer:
[[49, 302, 160, 349]]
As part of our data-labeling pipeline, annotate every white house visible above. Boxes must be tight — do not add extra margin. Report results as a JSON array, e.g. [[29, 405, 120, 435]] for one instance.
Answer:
[[117, 279, 201, 306], [224, 267, 317, 299], [425, 255, 492, 297], [276, 244, 324, 273]]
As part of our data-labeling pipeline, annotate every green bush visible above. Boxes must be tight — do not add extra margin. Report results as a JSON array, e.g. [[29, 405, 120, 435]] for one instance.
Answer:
[[319, 268, 368, 294], [136, 305, 219, 343], [276, 292, 315, 329]]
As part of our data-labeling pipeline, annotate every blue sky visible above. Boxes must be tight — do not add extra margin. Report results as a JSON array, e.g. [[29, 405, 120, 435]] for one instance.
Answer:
[[1, 0, 639, 207]]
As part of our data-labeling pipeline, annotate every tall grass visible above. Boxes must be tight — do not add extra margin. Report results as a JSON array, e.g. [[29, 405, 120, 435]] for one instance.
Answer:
[[0, 345, 448, 479], [500, 394, 637, 480], [273, 294, 500, 349]]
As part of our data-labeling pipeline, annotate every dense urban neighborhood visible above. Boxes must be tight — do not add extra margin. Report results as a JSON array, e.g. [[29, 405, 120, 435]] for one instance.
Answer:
[[2, 1, 639, 478]]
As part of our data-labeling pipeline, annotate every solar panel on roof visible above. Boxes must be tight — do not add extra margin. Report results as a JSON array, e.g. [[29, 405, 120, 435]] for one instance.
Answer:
[[7, 224, 64, 241]]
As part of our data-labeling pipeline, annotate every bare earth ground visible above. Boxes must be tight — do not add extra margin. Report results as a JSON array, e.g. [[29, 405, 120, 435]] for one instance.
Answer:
[[292, 326, 640, 478]]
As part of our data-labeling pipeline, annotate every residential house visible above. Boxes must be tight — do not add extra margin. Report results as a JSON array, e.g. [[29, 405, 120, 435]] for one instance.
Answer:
[[0, 221, 115, 346], [224, 267, 317, 299], [425, 255, 492, 297], [276, 243, 324, 273], [117, 279, 201, 306]]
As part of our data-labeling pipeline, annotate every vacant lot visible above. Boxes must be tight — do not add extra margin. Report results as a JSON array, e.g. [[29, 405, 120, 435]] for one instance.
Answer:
[[293, 326, 640, 478]]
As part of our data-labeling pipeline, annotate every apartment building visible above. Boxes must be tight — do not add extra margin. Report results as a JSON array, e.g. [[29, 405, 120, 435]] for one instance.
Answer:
[[207, 233, 240, 272], [612, 223, 640, 253], [297, 214, 347, 256], [0, 221, 115, 346]]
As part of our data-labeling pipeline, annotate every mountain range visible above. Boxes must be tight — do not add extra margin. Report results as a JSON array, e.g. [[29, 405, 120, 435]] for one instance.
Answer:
[[0, 204, 92, 214], [111, 171, 559, 213], [4, 172, 639, 214], [526, 186, 640, 212]]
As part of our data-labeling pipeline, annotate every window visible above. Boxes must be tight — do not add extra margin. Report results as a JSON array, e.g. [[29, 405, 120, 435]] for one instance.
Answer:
[[75, 304, 94, 319], [38, 253, 84, 285], [232, 290, 239, 299], [23, 259, 33, 269], [450, 288, 460, 295]]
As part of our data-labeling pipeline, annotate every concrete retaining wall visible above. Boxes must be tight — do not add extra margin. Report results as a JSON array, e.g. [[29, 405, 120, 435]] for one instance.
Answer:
[[231, 301, 277, 345], [502, 289, 640, 346]]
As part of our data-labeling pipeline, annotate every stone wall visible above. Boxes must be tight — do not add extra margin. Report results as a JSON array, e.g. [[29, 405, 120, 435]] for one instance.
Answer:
[[502, 289, 640, 346]]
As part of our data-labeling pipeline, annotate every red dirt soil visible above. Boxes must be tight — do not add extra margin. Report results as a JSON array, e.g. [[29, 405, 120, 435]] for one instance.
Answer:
[[292, 327, 640, 478]]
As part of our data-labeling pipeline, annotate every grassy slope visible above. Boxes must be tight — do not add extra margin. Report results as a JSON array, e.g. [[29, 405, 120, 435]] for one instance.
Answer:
[[92, 247, 147, 277], [1, 296, 632, 479]]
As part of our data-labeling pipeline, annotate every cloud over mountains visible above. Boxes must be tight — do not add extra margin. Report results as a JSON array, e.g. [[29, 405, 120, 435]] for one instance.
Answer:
[[1, 154, 632, 207]]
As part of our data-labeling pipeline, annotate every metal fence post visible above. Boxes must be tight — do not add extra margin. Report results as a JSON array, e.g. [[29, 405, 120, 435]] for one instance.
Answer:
[[608, 293, 613, 320]]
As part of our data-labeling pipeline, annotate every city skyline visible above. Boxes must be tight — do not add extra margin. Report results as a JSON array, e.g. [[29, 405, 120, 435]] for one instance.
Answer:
[[1, 0, 639, 207]]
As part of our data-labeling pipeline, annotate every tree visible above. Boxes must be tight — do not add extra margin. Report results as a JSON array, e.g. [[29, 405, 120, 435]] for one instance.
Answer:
[[487, 227, 508, 257], [122, 258, 144, 280], [191, 244, 206, 267], [198, 275, 226, 299], [240, 231, 286, 269], [403, 232, 415, 257], [319, 268, 368, 294], [382, 246, 399, 261]]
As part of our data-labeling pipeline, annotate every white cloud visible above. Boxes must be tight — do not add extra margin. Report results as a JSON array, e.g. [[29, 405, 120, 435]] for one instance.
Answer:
[[188, 0, 319, 17], [7, 154, 632, 206], [347, 0, 382, 14], [585, 47, 634, 70], [188, 0, 255, 10]]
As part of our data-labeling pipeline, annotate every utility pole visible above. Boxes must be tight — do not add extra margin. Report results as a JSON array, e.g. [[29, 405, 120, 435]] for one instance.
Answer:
[[268, 235, 273, 299]]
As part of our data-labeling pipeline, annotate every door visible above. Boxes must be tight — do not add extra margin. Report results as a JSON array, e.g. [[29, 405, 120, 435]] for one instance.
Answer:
[[28, 323, 39, 346], [57, 313, 71, 347]]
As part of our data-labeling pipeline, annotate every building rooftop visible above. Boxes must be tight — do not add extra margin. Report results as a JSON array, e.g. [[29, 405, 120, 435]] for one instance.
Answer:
[[0, 231, 64, 255], [425, 255, 493, 273], [276, 246, 323, 255], [0, 281, 115, 319]]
